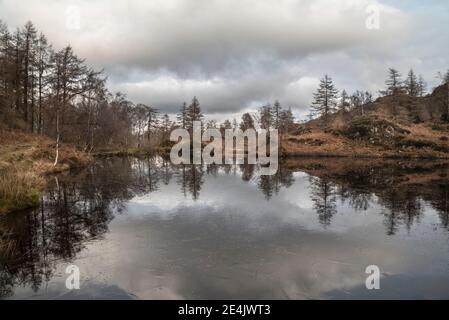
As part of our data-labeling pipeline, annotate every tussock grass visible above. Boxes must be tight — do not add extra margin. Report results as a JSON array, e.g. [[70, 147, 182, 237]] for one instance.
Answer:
[[0, 166, 44, 214]]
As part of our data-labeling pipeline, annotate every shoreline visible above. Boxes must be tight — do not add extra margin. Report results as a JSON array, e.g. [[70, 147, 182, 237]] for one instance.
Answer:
[[3, 136, 449, 215], [0, 129, 91, 215]]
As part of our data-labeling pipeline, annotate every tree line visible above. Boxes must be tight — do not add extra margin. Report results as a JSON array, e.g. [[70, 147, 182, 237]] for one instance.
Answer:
[[0, 20, 137, 154], [310, 67, 449, 122], [5, 20, 446, 156], [0, 20, 297, 159]]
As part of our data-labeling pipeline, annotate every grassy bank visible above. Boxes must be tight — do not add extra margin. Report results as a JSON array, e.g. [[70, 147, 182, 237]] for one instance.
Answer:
[[0, 128, 91, 214], [281, 124, 449, 160]]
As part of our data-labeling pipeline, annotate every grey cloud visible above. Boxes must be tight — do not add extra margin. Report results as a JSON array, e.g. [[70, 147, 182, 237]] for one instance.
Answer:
[[0, 0, 409, 75], [1, 0, 448, 119]]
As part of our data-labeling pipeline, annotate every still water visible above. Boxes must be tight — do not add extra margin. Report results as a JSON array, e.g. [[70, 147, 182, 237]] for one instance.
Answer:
[[1, 157, 449, 299]]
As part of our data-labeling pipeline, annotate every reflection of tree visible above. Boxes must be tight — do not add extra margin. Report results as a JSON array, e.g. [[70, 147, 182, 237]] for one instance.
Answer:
[[146, 157, 160, 193], [309, 176, 338, 227], [337, 170, 374, 212], [4, 157, 449, 297], [257, 166, 295, 200], [343, 190, 372, 211], [298, 160, 449, 234], [0, 157, 154, 298], [177, 165, 188, 197], [0, 179, 116, 298], [379, 188, 422, 235], [240, 164, 255, 182], [176, 164, 205, 201], [187, 165, 204, 200], [161, 158, 173, 185], [206, 164, 219, 177], [427, 183, 449, 229]]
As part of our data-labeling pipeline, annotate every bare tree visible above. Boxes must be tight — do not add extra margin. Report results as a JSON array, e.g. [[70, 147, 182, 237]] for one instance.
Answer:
[[339, 90, 350, 112], [417, 75, 427, 97], [49, 46, 99, 165], [176, 102, 188, 129]]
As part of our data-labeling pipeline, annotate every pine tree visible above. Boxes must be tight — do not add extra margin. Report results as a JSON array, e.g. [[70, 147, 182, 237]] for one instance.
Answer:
[[310, 75, 338, 118], [259, 104, 273, 130], [405, 69, 419, 97], [0, 20, 13, 114], [186, 96, 203, 131], [382, 68, 403, 96], [161, 114, 171, 141], [176, 102, 188, 129]]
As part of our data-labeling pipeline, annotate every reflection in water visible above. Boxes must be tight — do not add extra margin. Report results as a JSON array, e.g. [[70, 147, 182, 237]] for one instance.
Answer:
[[1, 157, 449, 299], [309, 176, 338, 227]]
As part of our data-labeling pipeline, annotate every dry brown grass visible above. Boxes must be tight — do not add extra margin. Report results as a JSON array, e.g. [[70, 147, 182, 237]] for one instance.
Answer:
[[0, 167, 44, 214], [287, 110, 449, 159], [282, 131, 384, 157], [0, 128, 91, 214]]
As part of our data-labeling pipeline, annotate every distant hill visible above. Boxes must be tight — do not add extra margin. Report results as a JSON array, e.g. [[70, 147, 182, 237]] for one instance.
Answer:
[[283, 83, 449, 159]]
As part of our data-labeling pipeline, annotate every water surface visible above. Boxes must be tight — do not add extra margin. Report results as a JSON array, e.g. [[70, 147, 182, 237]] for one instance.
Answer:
[[1, 157, 449, 299]]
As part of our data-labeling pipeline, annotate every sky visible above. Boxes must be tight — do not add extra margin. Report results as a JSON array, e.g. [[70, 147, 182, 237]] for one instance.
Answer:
[[0, 0, 448, 121]]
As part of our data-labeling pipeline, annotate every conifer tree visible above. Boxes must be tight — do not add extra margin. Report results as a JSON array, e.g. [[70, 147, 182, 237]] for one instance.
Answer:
[[310, 75, 338, 118], [186, 96, 203, 131], [405, 69, 419, 97], [382, 68, 404, 96]]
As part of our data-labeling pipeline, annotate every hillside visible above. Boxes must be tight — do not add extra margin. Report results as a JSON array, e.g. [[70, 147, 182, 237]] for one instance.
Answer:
[[283, 83, 449, 159], [0, 129, 91, 214]]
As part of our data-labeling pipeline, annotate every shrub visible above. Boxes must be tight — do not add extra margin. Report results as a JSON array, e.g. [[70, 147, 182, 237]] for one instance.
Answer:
[[346, 116, 409, 145]]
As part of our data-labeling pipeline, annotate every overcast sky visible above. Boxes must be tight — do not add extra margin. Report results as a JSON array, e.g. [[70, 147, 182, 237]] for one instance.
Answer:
[[1, 0, 448, 121]]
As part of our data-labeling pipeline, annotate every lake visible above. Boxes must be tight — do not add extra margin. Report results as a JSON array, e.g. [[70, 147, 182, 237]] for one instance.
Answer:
[[1, 157, 449, 299]]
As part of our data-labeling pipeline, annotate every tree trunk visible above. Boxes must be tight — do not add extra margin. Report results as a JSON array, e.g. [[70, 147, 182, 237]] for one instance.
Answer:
[[38, 70, 43, 134], [54, 108, 60, 167]]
